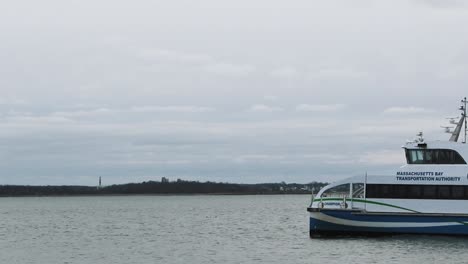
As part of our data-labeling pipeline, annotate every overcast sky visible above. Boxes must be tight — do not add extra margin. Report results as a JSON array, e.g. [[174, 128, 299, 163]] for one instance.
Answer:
[[1, 0, 468, 185]]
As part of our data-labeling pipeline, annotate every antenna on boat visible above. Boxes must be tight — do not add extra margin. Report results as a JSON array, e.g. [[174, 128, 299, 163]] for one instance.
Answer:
[[441, 126, 454, 134], [447, 117, 458, 125], [416, 131, 424, 142]]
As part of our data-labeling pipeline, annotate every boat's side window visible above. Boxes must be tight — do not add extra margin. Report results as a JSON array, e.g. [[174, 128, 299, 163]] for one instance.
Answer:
[[381, 185, 392, 198], [437, 185, 451, 199], [405, 149, 466, 164], [394, 184, 408, 198], [452, 186, 465, 199], [422, 185, 437, 199], [367, 184, 468, 200], [407, 185, 422, 198]]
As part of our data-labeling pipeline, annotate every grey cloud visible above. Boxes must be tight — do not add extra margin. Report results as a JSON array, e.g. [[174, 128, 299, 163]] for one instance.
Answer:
[[129, 105, 215, 113], [263, 95, 279, 102], [46, 105, 215, 120], [306, 68, 370, 81], [415, 0, 468, 8], [383, 106, 434, 114], [295, 104, 346, 112], [270, 67, 298, 78], [249, 104, 283, 113], [0, 98, 28, 106], [202, 63, 256, 76], [138, 49, 213, 64]]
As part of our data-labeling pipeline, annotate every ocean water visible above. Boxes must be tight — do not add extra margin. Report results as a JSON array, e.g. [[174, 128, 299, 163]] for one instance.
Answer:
[[1, 195, 468, 264]]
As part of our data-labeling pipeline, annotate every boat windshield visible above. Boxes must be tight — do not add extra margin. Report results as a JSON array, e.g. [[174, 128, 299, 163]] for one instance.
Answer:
[[405, 149, 466, 164], [321, 183, 365, 198], [321, 184, 349, 198]]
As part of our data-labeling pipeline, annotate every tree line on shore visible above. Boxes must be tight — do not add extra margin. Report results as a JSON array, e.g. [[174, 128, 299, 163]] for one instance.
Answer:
[[0, 179, 328, 196]]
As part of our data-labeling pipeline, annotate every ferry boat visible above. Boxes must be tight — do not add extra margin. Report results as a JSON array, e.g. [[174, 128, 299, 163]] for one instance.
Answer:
[[308, 98, 468, 237]]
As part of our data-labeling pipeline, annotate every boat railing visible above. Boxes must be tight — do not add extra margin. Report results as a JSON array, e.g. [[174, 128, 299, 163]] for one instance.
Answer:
[[353, 186, 365, 198], [312, 182, 367, 210]]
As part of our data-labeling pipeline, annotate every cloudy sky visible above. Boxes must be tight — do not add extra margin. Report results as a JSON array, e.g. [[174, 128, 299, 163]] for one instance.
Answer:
[[1, 0, 468, 185]]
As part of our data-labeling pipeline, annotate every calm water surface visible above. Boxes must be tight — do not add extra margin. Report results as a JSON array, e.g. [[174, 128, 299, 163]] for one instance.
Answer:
[[1, 195, 468, 264]]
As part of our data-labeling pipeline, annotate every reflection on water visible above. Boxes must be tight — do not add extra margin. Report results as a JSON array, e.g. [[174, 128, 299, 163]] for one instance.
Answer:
[[1, 195, 468, 264]]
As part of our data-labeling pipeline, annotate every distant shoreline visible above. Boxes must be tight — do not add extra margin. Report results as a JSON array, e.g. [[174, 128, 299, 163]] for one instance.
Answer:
[[0, 180, 327, 197]]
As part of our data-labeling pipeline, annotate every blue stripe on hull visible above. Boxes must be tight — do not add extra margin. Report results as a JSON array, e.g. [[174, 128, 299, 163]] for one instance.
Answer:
[[321, 210, 468, 223], [309, 211, 468, 236]]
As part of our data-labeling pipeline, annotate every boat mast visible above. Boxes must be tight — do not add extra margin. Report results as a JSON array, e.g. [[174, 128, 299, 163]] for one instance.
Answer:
[[463, 97, 467, 144], [450, 97, 468, 143]]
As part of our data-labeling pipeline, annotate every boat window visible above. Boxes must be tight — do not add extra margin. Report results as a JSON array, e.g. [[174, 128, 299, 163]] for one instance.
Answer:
[[409, 150, 424, 164], [423, 185, 437, 199], [394, 185, 408, 198], [424, 150, 435, 164], [321, 184, 349, 198], [452, 186, 465, 199], [453, 152, 466, 164], [405, 149, 466, 164], [365, 184, 378, 198], [381, 184, 392, 198], [437, 185, 451, 199], [366, 184, 468, 200], [407, 185, 421, 198], [437, 150, 450, 164]]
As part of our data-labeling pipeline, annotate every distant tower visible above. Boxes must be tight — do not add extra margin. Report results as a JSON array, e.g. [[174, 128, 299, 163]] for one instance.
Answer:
[[99, 177, 102, 188]]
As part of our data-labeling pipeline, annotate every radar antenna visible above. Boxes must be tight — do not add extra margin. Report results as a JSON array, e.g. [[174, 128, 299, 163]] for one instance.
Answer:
[[446, 117, 459, 125], [441, 126, 454, 133]]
